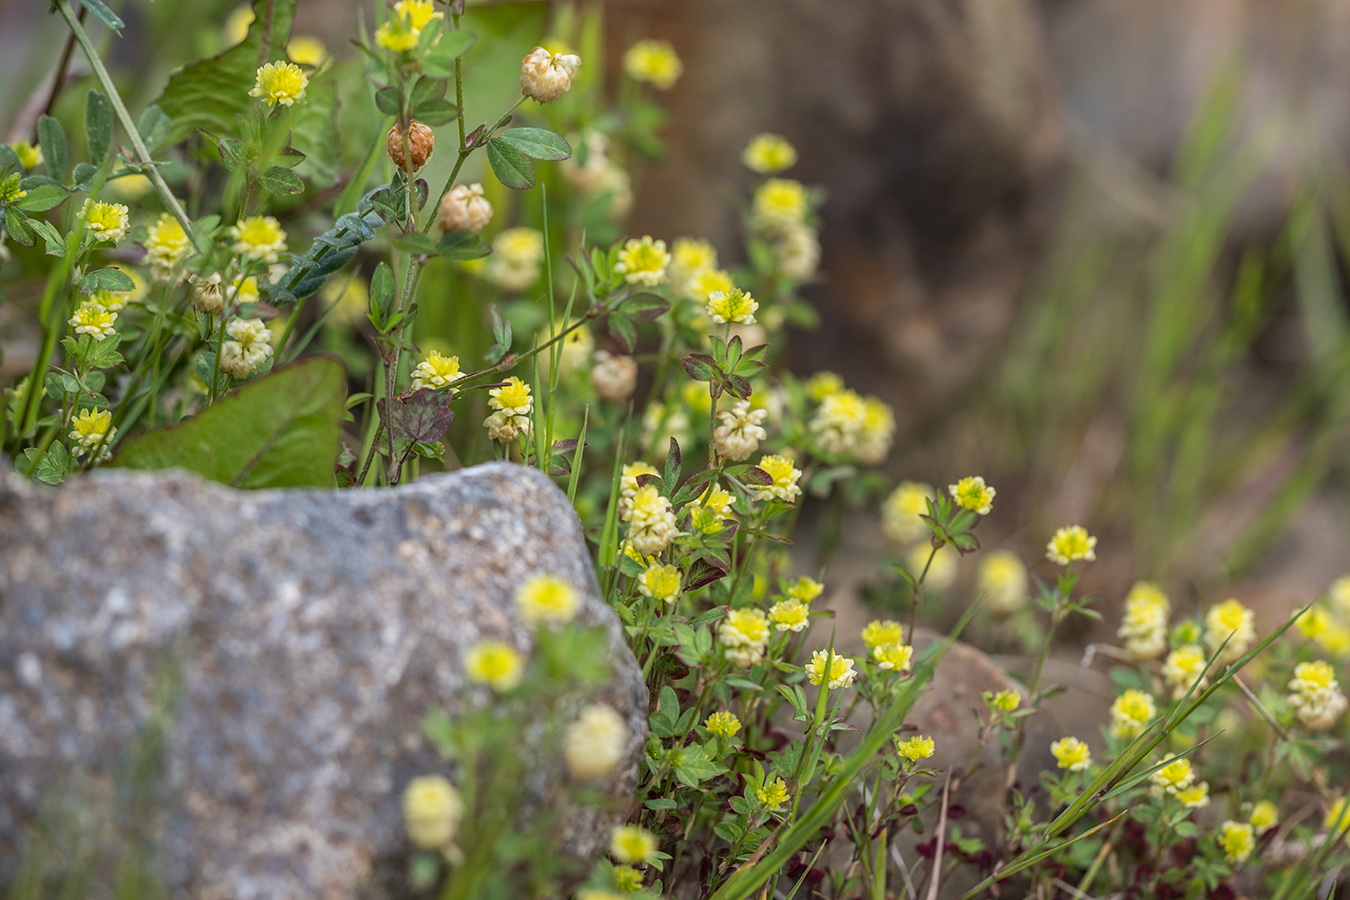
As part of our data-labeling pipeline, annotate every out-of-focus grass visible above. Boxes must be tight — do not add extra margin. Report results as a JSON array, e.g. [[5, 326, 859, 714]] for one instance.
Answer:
[[985, 64, 1350, 584]]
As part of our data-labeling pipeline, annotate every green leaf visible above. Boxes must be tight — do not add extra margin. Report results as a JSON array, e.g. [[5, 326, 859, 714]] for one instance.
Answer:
[[257, 165, 304, 196], [78, 267, 134, 296], [71, 163, 97, 192], [109, 357, 346, 489], [153, 0, 300, 145], [437, 230, 491, 261], [394, 232, 437, 255], [486, 137, 535, 189], [80, 0, 125, 32], [37, 116, 68, 183], [374, 87, 401, 116], [607, 311, 637, 353], [136, 105, 172, 152], [496, 127, 571, 161], [5, 207, 34, 247], [26, 218, 65, 257], [411, 98, 458, 127], [421, 29, 476, 78], [13, 183, 69, 212], [23, 443, 69, 485], [369, 262, 395, 321], [85, 90, 114, 166]]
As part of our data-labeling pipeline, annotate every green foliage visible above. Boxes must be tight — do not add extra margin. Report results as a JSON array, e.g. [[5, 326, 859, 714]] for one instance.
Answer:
[[109, 357, 346, 488]]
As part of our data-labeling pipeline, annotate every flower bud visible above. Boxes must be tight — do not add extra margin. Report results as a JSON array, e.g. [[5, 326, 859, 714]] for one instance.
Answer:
[[386, 120, 436, 172], [437, 183, 493, 233], [519, 46, 581, 104], [189, 273, 225, 315]]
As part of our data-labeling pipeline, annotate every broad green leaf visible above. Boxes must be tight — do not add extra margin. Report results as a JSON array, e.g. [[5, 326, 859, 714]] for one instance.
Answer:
[[496, 127, 571, 161], [437, 230, 491, 261], [394, 232, 437, 255], [37, 116, 68, 183], [486, 137, 535, 189], [411, 98, 458, 127], [136, 105, 173, 152], [257, 165, 304, 196], [13, 184, 69, 213], [26, 218, 65, 257], [5, 207, 34, 247], [153, 0, 299, 145], [78, 267, 135, 296], [109, 357, 346, 489], [85, 90, 113, 166], [369, 262, 395, 320]]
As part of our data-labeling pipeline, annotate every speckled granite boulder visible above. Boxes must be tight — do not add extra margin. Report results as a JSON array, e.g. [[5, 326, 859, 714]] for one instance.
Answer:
[[0, 462, 647, 900]]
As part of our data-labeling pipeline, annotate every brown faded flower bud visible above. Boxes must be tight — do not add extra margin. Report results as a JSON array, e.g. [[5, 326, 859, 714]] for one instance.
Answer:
[[437, 183, 493, 233], [519, 46, 581, 104], [386, 120, 436, 172]]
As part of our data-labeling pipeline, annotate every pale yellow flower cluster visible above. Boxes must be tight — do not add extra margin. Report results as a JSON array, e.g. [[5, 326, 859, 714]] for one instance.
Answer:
[[144, 214, 192, 281], [806, 649, 857, 689], [626, 484, 679, 558], [712, 399, 768, 463], [220, 318, 274, 378], [1118, 581, 1170, 659], [485, 227, 544, 292], [1287, 660, 1347, 731], [563, 703, 627, 780], [520, 46, 581, 103], [1204, 598, 1255, 665], [439, 183, 493, 234], [718, 607, 770, 667], [484, 376, 532, 442], [411, 351, 462, 391], [69, 409, 116, 461], [1109, 689, 1156, 740], [808, 380, 894, 464]]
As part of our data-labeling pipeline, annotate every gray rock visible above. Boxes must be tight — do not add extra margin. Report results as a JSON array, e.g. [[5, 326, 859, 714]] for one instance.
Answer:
[[0, 462, 647, 900]]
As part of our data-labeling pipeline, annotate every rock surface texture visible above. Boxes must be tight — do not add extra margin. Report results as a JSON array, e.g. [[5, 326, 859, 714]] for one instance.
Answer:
[[0, 462, 647, 900]]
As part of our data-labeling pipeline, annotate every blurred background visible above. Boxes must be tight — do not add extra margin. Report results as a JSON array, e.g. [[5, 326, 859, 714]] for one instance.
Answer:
[[3, 0, 1350, 646]]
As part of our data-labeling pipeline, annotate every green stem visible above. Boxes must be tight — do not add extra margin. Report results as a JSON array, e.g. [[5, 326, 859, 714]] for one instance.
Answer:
[[54, 0, 199, 252]]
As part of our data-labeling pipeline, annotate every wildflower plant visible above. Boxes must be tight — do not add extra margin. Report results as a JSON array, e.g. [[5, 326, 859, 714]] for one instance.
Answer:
[[3, 2, 1348, 899]]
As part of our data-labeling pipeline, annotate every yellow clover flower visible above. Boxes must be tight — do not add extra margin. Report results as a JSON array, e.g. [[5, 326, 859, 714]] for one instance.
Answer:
[[754, 776, 790, 811], [1204, 598, 1255, 665], [249, 60, 309, 107], [862, 619, 903, 651], [69, 303, 117, 340], [1149, 757, 1195, 794], [637, 563, 681, 604], [231, 215, 288, 263], [1109, 689, 1156, 740], [563, 703, 627, 780], [623, 39, 682, 89], [806, 649, 857, 689], [742, 133, 797, 174], [1050, 737, 1092, 772], [991, 689, 1020, 712], [1248, 799, 1279, 832], [897, 735, 935, 761], [705, 710, 741, 739], [1218, 820, 1255, 864], [949, 475, 995, 515], [515, 573, 579, 627], [753, 178, 808, 231], [768, 598, 809, 632], [786, 576, 823, 603], [1046, 525, 1096, 566], [402, 774, 463, 849], [80, 199, 130, 243], [69, 408, 115, 460], [287, 36, 327, 67], [873, 642, 913, 672], [978, 550, 1027, 615], [614, 235, 670, 286], [10, 140, 42, 170], [610, 825, 658, 865], [411, 350, 462, 391], [464, 640, 524, 692], [144, 213, 192, 280], [752, 454, 802, 504], [706, 288, 758, 325]]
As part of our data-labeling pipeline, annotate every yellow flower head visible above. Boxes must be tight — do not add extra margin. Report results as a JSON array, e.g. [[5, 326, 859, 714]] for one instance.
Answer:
[[670, 236, 717, 280], [979, 550, 1027, 615], [768, 598, 810, 633], [615, 235, 671, 286], [464, 640, 525, 692], [249, 60, 309, 107], [515, 573, 579, 627], [81, 199, 130, 243], [753, 178, 808, 231], [743, 133, 797, 174], [1109, 689, 1156, 740], [805, 371, 844, 402], [873, 642, 913, 672], [563, 703, 628, 780], [949, 475, 995, 516], [144, 213, 192, 278], [1050, 737, 1092, 772], [69, 303, 118, 341], [787, 576, 823, 603], [1046, 525, 1096, 566], [705, 710, 741, 739], [287, 35, 327, 67], [1150, 756, 1195, 794], [231, 215, 288, 263], [706, 288, 758, 325], [883, 481, 934, 544], [1297, 605, 1331, 640], [911, 542, 957, 592], [719, 607, 770, 649], [638, 563, 682, 604], [613, 866, 643, 893], [806, 649, 857, 689], [411, 350, 462, 391], [1318, 624, 1350, 655], [991, 689, 1021, 712], [754, 776, 790, 810], [377, 0, 444, 53], [1204, 598, 1255, 663], [489, 376, 532, 415], [897, 735, 935, 761], [1290, 660, 1337, 694], [688, 268, 735, 307], [623, 39, 682, 89], [752, 454, 802, 504], [691, 482, 734, 534], [0, 172, 25, 204], [69, 408, 115, 458], [1218, 820, 1255, 864], [1248, 799, 1279, 832], [1162, 644, 1209, 696], [862, 619, 903, 651], [403, 774, 463, 849], [10, 140, 42, 170], [1177, 781, 1210, 809], [609, 825, 659, 865], [1326, 796, 1350, 835]]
